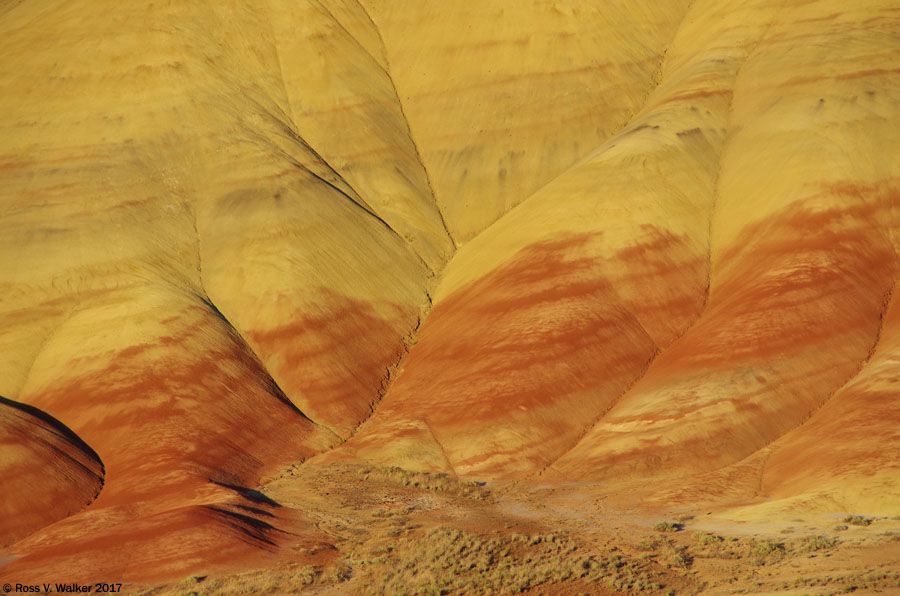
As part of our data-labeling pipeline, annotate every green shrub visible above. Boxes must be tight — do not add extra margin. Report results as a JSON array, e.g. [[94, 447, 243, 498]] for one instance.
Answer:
[[293, 566, 318, 585], [654, 521, 682, 532], [749, 540, 785, 565], [797, 535, 837, 552], [843, 515, 872, 526], [671, 546, 693, 568], [695, 532, 724, 546]]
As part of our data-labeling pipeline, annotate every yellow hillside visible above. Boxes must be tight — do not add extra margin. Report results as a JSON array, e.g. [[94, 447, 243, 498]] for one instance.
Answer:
[[0, 0, 898, 585]]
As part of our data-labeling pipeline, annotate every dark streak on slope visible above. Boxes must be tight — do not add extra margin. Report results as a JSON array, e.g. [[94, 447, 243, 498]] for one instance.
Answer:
[[186, 203, 341, 444], [198, 293, 332, 431], [310, 0, 388, 73], [0, 395, 106, 489], [236, 93, 367, 209], [0, 0, 25, 19], [536, 350, 660, 479], [206, 505, 284, 549], [354, 0, 457, 251], [253, 0, 455, 454], [540, 4, 785, 477], [240, 83, 436, 277], [262, 8, 444, 272], [442, 0, 698, 252], [351, 1, 698, 474]]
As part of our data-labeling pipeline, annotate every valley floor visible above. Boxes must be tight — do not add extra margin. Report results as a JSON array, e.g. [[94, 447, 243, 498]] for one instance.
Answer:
[[131, 463, 900, 596]]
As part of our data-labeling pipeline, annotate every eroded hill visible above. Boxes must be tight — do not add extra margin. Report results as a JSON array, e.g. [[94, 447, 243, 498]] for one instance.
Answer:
[[1, 0, 898, 588]]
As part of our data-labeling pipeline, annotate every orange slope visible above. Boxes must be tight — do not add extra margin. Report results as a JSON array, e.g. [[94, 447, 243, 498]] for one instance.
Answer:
[[327, 0, 761, 478], [1, 0, 435, 579], [329, 0, 900, 514], [0, 399, 103, 548], [1, 0, 899, 582], [553, 1, 900, 493], [1, 291, 334, 582]]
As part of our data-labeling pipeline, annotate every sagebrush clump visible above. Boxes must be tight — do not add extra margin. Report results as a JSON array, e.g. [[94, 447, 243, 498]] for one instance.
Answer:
[[351, 528, 664, 596]]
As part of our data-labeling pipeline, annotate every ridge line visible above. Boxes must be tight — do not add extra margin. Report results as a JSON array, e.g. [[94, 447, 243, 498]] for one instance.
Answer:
[[444, 0, 698, 252], [354, 0, 457, 251], [187, 203, 342, 445]]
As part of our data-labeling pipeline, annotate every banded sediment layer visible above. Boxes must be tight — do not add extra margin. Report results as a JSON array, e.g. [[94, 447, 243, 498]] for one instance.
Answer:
[[1, 0, 898, 583]]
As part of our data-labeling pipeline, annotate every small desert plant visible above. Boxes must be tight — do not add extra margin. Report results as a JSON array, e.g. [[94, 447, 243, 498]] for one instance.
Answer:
[[330, 564, 352, 583], [293, 565, 318, 585], [694, 532, 724, 546], [636, 536, 662, 551], [357, 466, 490, 500], [179, 576, 204, 586], [751, 540, 782, 555], [748, 539, 785, 565], [351, 528, 656, 596], [799, 535, 838, 552], [654, 521, 682, 532], [670, 545, 693, 568], [689, 532, 744, 560], [843, 515, 872, 526]]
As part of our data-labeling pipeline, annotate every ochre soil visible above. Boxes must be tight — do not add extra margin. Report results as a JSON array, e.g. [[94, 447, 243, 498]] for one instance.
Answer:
[[125, 461, 900, 596]]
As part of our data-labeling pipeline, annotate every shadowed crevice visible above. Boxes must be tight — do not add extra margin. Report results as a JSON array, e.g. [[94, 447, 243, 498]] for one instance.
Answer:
[[260, 8, 444, 273], [0, 395, 105, 486], [195, 291, 339, 442], [187, 202, 341, 444], [211, 481, 283, 509], [353, 0, 457, 251], [206, 506, 284, 548]]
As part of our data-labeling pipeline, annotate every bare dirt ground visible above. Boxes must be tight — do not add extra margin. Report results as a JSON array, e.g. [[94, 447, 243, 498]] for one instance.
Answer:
[[130, 462, 900, 596]]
